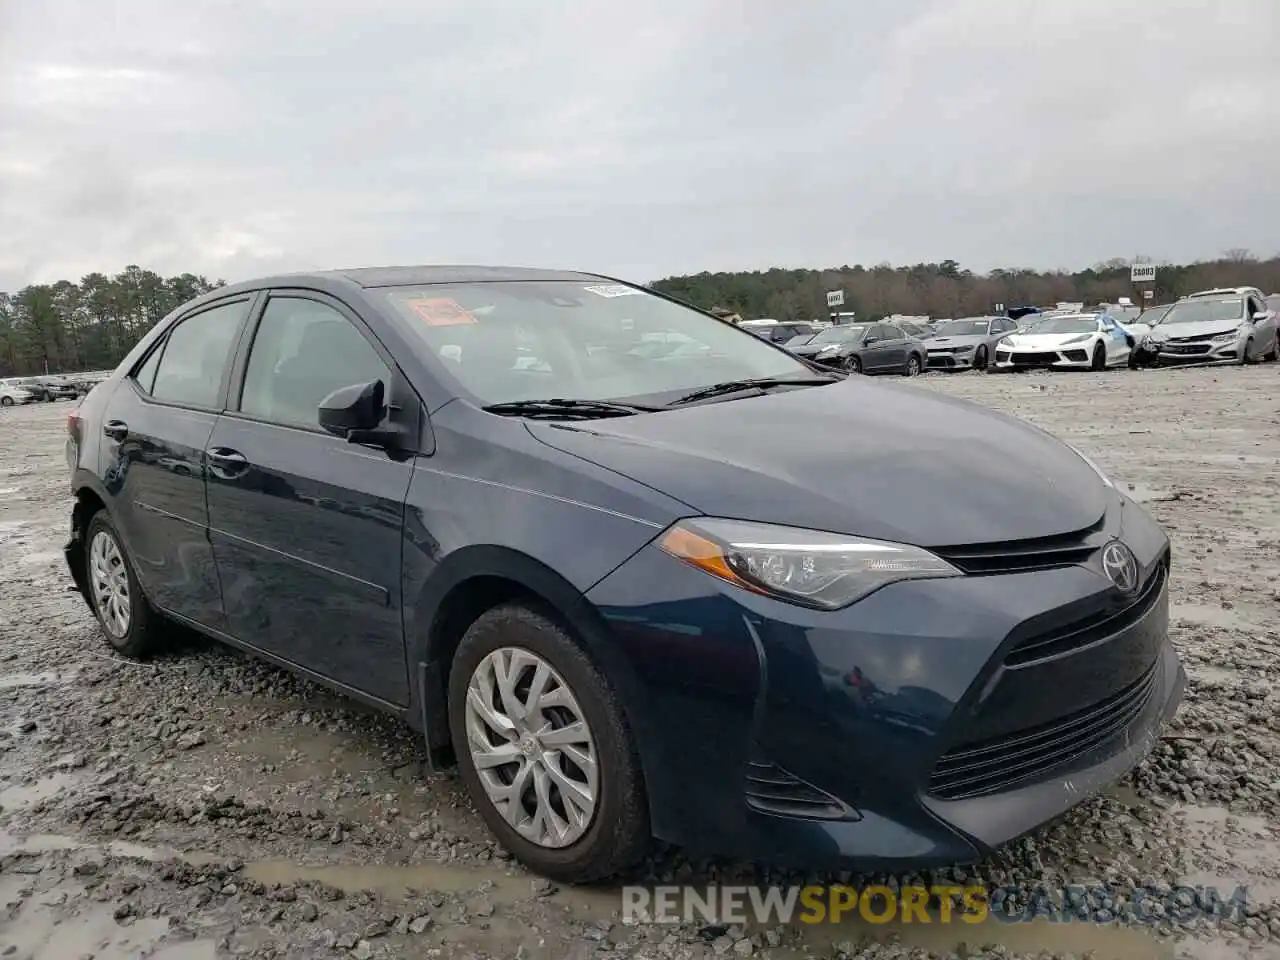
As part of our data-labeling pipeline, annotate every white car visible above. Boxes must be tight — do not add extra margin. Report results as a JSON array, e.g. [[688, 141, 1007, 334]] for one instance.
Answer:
[[0, 379, 37, 406], [994, 312, 1140, 371]]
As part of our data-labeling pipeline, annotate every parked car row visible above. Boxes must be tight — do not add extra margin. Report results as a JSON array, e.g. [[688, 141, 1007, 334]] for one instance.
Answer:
[[756, 286, 1278, 377], [0, 371, 112, 407]]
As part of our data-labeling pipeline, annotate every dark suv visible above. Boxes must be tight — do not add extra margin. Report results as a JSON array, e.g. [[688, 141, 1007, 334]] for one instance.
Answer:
[[65, 266, 1184, 882]]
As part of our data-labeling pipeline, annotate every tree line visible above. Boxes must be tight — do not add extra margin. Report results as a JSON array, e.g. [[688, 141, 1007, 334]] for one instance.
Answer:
[[650, 251, 1280, 324], [3, 252, 1277, 377], [0, 267, 223, 377]]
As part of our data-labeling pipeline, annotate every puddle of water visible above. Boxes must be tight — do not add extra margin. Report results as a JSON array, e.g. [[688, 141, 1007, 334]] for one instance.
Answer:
[[792, 913, 1174, 960], [19, 550, 62, 565], [0, 772, 84, 811], [1172, 603, 1247, 630], [1125, 483, 1175, 504], [0, 670, 76, 690], [0, 873, 217, 960], [243, 858, 613, 915], [1191, 664, 1238, 684]]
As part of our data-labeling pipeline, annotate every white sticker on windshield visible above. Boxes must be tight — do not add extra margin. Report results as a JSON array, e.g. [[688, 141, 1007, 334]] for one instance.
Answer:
[[583, 284, 640, 298]]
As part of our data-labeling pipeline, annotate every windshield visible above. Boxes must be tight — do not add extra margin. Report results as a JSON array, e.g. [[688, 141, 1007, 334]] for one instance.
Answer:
[[811, 325, 866, 344], [1025, 315, 1098, 335], [932, 319, 991, 337], [786, 333, 816, 346], [1138, 306, 1170, 325], [1158, 298, 1245, 325], [375, 281, 812, 405]]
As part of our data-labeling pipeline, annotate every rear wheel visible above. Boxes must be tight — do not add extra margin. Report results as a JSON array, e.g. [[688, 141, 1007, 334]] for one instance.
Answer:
[[84, 511, 162, 659], [904, 354, 921, 377], [449, 603, 649, 882], [1090, 344, 1106, 371]]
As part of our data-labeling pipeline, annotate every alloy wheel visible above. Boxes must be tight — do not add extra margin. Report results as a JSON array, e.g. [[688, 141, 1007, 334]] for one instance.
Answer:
[[463, 646, 599, 849], [89, 530, 131, 639], [906, 355, 921, 376]]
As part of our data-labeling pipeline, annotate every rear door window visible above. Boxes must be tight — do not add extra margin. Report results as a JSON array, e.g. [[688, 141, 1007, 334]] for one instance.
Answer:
[[150, 300, 250, 408]]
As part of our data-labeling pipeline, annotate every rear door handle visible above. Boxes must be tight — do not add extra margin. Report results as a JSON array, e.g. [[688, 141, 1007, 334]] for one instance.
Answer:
[[206, 447, 248, 467], [103, 420, 128, 441]]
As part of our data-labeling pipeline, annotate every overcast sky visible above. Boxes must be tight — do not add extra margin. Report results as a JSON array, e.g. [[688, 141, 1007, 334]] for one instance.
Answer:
[[1, 0, 1276, 290]]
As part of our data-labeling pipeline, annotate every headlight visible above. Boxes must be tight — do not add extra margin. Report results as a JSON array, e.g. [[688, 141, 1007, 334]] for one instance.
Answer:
[[1211, 331, 1239, 343], [1059, 335, 1091, 345], [953, 343, 975, 353], [817, 346, 838, 356], [1063, 444, 1114, 489], [657, 518, 961, 609]]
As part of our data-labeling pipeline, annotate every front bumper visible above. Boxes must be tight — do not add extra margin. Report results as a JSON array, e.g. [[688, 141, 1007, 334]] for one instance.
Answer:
[[994, 346, 1093, 369], [926, 350, 977, 370], [586, 494, 1183, 870], [1139, 338, 1242, 365]]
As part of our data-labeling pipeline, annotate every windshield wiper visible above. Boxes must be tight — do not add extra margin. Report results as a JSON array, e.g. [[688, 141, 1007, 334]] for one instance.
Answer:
[[482, 398, 663, 419], [671, 375, 841, 406]]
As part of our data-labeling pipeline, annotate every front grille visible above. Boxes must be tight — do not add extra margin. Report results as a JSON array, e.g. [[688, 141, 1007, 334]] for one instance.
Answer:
[[1161, 343, 1211, 355], [928, 664, 1158, 800], [1009, 351, 1060, 365], [932, 518, 1105, 575], [927, 356, 956, 367], [744, 759, 856, 821], [1003, 560, 1167, 666]]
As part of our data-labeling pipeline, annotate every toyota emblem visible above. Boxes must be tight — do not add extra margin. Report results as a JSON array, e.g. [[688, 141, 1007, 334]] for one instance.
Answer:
[[1101, 540, 1139, 595]]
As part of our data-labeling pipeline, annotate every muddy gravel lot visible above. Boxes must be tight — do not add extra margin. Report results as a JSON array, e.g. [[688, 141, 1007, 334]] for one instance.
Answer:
[[2, 366, 1279, 960]]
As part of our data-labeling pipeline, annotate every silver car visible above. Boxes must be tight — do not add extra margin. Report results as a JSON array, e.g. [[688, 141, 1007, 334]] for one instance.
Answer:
[[922, 316, 1019, 371], [1137, 292, 1278, 367]]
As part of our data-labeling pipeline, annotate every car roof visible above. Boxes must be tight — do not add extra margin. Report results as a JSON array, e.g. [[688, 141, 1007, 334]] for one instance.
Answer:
[[1185, 287, 1258, 299], [217, 265, 608, 295]]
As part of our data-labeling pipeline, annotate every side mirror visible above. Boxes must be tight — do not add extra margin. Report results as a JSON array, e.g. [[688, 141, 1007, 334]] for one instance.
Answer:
[[1253, 311, 1270, 323], [319, 380, 385, 438], [863, 335, 879, 345]]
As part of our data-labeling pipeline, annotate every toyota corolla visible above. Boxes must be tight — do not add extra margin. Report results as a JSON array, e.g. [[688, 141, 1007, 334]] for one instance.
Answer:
[[63, 266, 1184, 882]]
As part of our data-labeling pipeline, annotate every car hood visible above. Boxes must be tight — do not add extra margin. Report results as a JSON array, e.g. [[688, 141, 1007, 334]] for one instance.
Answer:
[[527, 379, 1108, 548], [1150, 321, 1242, 340], [1003, 332, 1096, 349], [926, 334, 986, 349], [790, 342, 839, 357]]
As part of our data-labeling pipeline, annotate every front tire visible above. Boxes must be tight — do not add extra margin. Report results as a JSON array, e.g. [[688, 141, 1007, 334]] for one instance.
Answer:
[[1241, 339, 1255, 365], [84, 512, 161, 659], [448, 603, 649, 883], [1091, 344, 1105, 371], [0, 396, 12, 407], [904, 354, 921, 377], [974, 346, 988, 371], [844, 356, 862, 374]]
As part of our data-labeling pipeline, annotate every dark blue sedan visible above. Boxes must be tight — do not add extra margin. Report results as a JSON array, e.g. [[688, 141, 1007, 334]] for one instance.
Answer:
[[63, 266, 1184, 882]]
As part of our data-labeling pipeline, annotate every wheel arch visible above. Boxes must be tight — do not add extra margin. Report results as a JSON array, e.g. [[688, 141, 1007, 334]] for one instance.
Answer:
[[66, 471, 116, 609], [409, 546, 658, 773]]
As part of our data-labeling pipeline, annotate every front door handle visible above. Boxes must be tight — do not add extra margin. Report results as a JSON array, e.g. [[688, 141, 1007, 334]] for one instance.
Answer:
[[206, 447, 248, 467], [103, 420, 128, 441]]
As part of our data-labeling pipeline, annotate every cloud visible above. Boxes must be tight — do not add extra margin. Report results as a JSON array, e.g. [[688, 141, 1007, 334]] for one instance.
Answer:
[[1, 0, 1277, 291]]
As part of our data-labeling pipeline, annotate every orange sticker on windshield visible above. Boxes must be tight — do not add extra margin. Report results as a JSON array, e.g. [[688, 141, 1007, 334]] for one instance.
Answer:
[[406, 298, 478, 326]]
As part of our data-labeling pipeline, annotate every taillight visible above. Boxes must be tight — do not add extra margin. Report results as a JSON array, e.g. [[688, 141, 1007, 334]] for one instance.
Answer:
[[67, 410, 81, 444]]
